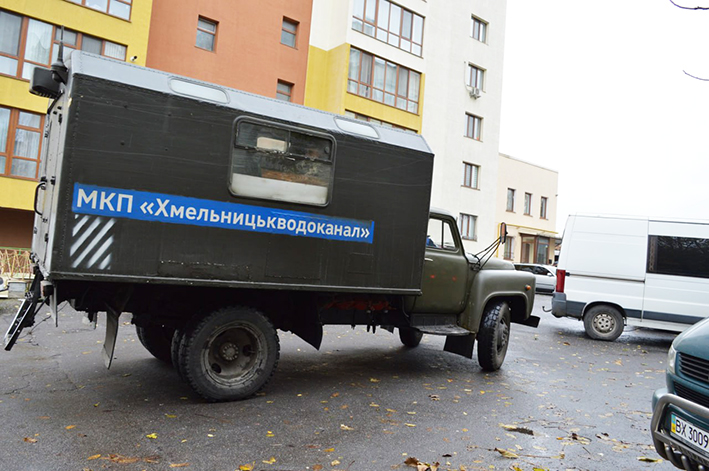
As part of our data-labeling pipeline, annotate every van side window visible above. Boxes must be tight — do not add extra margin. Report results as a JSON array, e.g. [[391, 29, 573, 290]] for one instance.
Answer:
[[230, 119, 334, 206], [647, 235, 709, 279], [426, 218, 458, 251]]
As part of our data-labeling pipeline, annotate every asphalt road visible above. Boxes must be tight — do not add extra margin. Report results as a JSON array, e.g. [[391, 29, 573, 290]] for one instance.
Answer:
[[0, 294, 678, 471]]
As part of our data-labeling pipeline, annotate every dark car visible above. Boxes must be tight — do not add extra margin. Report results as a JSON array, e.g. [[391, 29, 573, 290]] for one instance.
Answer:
[[651, 317, 709, 469]]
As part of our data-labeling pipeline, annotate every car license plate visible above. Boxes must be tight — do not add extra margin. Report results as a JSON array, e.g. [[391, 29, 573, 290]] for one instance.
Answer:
[[671, 413, 709, 454]]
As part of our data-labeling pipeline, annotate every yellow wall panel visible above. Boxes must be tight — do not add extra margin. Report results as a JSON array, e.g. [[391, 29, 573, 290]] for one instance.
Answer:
[[0, 176, 36, 211]]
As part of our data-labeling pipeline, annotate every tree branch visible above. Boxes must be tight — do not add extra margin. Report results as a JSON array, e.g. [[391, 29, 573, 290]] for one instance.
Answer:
[[669, 0, 709, 10]]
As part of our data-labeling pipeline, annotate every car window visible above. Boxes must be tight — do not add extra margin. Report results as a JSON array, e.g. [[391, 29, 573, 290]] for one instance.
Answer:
[[426, 218, 458, 251]]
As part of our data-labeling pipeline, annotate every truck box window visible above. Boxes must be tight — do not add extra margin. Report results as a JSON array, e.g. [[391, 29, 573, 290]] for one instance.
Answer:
[[231, 119, 334, 205]]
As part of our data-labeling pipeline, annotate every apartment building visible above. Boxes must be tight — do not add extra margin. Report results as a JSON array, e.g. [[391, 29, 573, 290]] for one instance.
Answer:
[[146, 0, 313, 104], [307, 0, 509, 253], [496, 153, 558, 264], [0, 0, 152, 252]]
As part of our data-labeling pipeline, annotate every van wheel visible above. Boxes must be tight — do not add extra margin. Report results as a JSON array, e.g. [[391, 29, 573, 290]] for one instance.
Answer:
[[399, 328, 423, 347], [136, 324, 175, 364], [178, 306, 280, 402], [477, 301, 511, 371], [583, 305, 624, 341]]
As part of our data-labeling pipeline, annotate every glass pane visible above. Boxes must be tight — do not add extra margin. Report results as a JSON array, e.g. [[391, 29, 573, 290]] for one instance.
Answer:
[[413, 15, 423, 44], [14, 129, 40, 158], [55, 28, 78, 47], [377, 1, 390, 29], [384, 93, 395, 106], [290, 132, 332, 161], [109, 0, 131, 20], [276, 92, 291, 102], [18, 112, 41, 128], [396, 97, 406, 110], [353, 0, 365, 19], [81, 36, 102, 55], [360, 52, 372, 84], [0, 107, 9, 153], [104, 41, 126, 60], [397, 68, 409, 97], [22, 63, 38, 81], [385, 62, 396, 93], [0, 156, 5, 174], [198, 18, 216, 32], [0, 56, 18, 76], [408, 71, 420, 101], [0, 10, 22, 56], [11, 159, 37, 179], [347, 80, 357, 94], [376, 28, 387, 41], [277, 82, 292, 94], [86, 0, 109, 11], [364, 0, 376, 23], [352, 18, 363, 32], [348, 48, 360, 81], [373, 57, 385, 89], [389, 5, 401, 35], [400, 39, 410, 52], [411, 44, 421, 57], [25, 19, 53, 65], [196, 30, 215, 51], [401, 10, 412, 39], [363, 23, 374, 36], [52, 44, 75, 63], [373, 89, 383, 102], [281, 30, 296, 47], [282, 19, 297, 34]]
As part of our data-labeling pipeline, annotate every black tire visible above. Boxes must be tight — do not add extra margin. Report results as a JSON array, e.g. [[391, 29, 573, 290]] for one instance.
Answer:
[[399, 328, 423, 348], [178, 306, 280, 402], [136, 324, 175, 364], [171, 328, 187, 381], [477, 301, 511, 371], [583, 305, 624, 341]]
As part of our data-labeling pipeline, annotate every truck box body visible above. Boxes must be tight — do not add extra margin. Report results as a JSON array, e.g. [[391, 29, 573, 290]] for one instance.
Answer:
[[35, 52, 434, 295]]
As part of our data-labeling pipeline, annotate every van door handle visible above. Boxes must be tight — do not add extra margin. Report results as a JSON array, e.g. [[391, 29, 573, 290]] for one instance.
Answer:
[[34, 177, 47, 216], [424, 258, 433, 262]]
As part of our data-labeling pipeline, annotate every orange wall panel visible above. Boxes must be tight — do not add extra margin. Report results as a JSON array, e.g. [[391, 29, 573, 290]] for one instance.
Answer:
[[146, 0, 312, 103]]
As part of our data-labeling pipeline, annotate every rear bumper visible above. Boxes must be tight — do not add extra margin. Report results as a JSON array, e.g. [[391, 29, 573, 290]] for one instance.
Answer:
[[551, 292, 567, 318], [651, 391, 709, 470]]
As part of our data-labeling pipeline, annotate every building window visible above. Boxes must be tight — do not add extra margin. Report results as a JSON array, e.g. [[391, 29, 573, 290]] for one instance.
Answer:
[[471, 16, 487, 42], [540, 196, 548, 219], [281, 18, 298, 48], [344, 110, 416, 133], [504, 236, 514, 260], [0, 12, 126, 80], [462, 162, 479, 189], [524, 192, 532, 215], [467, 64, 484, 89], [348, 47, 421, 114], [460, 213, 477, 241], [66, 0, 132, 21], [506, 188, 515, 212], [465, 114, 482, 140], [0, 107, 44, 180], [276, 80, 293, 102], [352, 0, 424, 56], [196, 17, 217, 51]]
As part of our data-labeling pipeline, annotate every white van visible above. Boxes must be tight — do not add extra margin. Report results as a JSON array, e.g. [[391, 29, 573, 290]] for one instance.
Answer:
[[552, 214, 709, 340]]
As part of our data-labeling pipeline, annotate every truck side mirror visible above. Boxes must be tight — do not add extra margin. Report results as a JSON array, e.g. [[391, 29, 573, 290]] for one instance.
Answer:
[[499, 222, 507, 244]]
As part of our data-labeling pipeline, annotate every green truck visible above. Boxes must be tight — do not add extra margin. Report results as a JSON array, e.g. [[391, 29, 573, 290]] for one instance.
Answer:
[[5, 51, 538, 402]]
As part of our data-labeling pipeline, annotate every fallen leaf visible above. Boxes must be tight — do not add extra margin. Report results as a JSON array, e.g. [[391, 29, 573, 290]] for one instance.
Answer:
[[165, 414, 177, 418], [87, 454, 101, 460], [169, 463, 190, 468], [266, 431, 275, 437], [65, 425, 76, 430], [637, 457, 662, 463], [370, 378, 380, 382], [262, 457, 277, 464], [405, 423, 416, 427], [146, 433, 158, 439], [323, 448, 335, 452], [340, 424, 354, 431], [493, 448, 518, 459], [331, 460, 341, 466], [23, 437, 38, 443], [238, 465, 253, 471], [313, 466, 323, 471]]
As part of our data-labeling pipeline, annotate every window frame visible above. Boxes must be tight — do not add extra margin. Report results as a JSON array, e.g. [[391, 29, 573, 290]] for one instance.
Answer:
[[281, 17, 298, 48], [524, 192, 532, 215], [540, 196, 548, 219], [343, 110, 416, 133], [352, 0, 424, 57], [0, 106, 44, 181], [196, 16, 218, 52], [466, 63, 484, 89], [65, 0, 132, 21], [503, 236, 514, 260], [347, 47, 421, 114], [459, 213, 477, 241], [471, 16, 487, 42], [465, 113, 482, 140], [276, 80, 293, 102], [506, 188, 515, 212], [229, 117, 336, 207], [462, 162, 479, 189], [0, 13, 127, 81]]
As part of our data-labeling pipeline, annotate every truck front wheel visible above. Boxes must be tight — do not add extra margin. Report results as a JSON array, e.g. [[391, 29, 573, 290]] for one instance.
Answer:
[[136, 324, 175, 364], [399, 328, 423, 347], [178, 307, 280, 402], [477, 301, 511, 371], [583, 305, 623, 341]]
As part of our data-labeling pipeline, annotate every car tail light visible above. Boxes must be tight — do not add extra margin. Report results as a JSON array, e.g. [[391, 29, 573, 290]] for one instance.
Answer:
[[555, 269, 566, 293]]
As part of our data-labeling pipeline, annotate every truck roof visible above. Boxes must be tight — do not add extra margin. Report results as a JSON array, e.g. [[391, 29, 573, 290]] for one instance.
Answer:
[[65, 51, 432, 156]]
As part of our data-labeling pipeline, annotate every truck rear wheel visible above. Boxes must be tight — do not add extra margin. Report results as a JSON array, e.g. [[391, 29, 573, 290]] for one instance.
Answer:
[[477, 301, 511, 371], [178, 306, 280, 402], [583, 305, 623, 341], [399, 328, 423, 347], [136, 324, 175, 364], [171, 328, 187, 381]]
